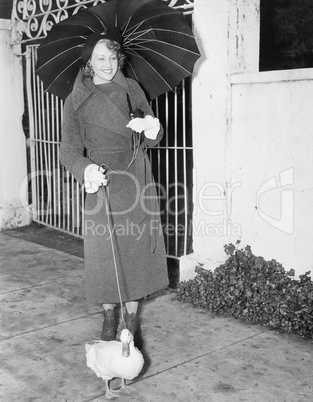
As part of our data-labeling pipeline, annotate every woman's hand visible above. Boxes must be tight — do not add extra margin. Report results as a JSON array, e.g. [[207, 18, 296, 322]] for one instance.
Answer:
[[84, 164, 108, 193], [126, 115, 160, 140]]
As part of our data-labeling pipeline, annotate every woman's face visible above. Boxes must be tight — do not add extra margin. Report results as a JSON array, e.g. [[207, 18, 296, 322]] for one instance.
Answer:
[[90, 40, 118, 84]]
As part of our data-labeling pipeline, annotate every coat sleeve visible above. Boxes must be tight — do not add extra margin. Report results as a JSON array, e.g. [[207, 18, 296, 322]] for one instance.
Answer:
[[129, 80, 164, 147], [59, 95, 92, 184]]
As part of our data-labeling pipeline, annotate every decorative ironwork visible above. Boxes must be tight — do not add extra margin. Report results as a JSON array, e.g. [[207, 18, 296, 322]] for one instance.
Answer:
[[12, 0, 194, 44]]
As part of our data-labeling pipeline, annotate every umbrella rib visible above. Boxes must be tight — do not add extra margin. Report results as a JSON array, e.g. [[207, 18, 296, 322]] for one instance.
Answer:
[[39, 23, 102, 48], [123, 29, 198, 54], [38, 35, 88, 49], [125, 60, 140, 82], [125, 27, 196, 42], [126, 51, 179, 91], [64, 23, 99, 32], [126, 56, 174, 92], [87, 9, 109, 32], [127, 45, 193, 75], [122, 9, 183, 36], [38, 22, 102, 49], [44, 57, 81, 92], [125, 37, 200, 57], [36, 44, 84, 71]]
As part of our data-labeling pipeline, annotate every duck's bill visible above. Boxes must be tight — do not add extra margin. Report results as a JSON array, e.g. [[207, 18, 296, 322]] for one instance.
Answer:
[[122, 341, 130, 357]]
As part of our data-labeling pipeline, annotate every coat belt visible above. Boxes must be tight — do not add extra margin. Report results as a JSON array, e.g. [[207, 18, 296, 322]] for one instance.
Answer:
[[87, 141, 158, 253]]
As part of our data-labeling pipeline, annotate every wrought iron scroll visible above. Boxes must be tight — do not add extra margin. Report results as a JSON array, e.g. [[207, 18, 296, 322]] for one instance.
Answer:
[[12, 0, 195, 44]]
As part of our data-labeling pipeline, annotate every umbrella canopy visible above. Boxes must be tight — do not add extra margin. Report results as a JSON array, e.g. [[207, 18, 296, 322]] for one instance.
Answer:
[[35, 0, 200, 101]]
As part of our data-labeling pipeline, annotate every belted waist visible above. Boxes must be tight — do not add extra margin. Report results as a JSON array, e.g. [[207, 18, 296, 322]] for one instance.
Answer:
[[87, 140, 158, 253]]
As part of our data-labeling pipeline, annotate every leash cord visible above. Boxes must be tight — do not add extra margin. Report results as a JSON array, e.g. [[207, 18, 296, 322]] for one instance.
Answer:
[[102, 184, 126, 327], [97, 93, 140, 328], [98, 131, 142, 175]]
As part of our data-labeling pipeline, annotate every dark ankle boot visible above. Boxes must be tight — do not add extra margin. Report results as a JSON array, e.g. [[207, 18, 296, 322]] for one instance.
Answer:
[[101, 309, 116, 341], [125, 311, 143, 350]]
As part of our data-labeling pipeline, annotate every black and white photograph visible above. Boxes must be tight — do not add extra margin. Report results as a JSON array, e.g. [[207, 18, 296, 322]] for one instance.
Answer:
[[0, 0, 312, 401]]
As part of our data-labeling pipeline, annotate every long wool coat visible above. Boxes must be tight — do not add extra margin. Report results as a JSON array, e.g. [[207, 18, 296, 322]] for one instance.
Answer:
[[60, 70, 169, 304]]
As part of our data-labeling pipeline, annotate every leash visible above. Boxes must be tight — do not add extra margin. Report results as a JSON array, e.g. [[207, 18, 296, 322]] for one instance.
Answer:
[[97, 91, 141, 330], [101, 183, 126, 329]]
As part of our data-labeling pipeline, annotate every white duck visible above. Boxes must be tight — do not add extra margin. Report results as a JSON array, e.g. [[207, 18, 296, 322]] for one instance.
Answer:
[[85, 328, 144, 399]]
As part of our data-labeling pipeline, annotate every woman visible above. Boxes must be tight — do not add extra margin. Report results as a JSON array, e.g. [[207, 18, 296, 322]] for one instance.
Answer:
[[59, 29, 169, 347]]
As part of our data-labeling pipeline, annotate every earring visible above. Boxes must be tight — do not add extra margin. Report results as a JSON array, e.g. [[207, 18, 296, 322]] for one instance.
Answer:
[[87, 60, 95, 78]]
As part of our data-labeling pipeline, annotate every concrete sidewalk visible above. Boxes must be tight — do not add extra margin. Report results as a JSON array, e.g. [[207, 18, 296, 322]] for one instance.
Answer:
[[0, 231, 312, 402]]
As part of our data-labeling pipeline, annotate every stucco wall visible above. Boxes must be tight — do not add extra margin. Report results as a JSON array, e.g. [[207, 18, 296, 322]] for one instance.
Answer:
[[185, 66, 313, 279], [182, 0, 312, 279], [0, 19, 30, 229], [230, 69, 313, 276], [181, 0, 260, 279]]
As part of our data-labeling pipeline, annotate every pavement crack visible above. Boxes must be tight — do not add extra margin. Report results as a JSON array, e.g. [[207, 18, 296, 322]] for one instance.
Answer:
[[133, 328, 271, 384]]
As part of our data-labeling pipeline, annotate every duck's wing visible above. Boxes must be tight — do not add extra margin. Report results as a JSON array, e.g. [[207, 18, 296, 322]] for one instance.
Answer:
[[86, 342, 120, 380]]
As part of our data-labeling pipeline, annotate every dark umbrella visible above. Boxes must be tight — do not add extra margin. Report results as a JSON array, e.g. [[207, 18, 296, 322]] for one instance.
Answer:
[[35, 0, 200, 101]]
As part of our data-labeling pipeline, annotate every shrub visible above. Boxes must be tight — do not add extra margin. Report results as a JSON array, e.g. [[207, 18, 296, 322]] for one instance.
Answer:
[[174, 243, 313, 339]]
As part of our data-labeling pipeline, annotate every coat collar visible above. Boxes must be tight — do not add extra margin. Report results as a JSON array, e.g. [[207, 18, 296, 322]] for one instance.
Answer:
[[71, 69, 131, 111]]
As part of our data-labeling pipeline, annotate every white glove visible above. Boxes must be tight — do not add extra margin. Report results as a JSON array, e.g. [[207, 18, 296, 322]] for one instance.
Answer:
[[126, 115, 160, 140], [84, 164, 108, 193]]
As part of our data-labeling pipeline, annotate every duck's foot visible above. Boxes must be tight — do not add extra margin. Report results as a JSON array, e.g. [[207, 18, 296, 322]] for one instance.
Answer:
[[105, 389, 120, 399], [119, 379, 136, 395], [105, 380, 120, 399]]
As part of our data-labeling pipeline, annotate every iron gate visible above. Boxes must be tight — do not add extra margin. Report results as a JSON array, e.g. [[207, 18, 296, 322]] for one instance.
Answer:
[[16, 0, 194, 260]]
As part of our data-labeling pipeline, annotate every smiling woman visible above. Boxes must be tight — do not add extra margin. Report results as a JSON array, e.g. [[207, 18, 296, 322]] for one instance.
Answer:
[[81, 34, 124, 85], [90, 42, 119, 84], [81, 29, 126, 83]]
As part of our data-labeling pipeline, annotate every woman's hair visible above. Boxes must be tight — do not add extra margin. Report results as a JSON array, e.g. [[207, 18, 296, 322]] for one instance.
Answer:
[[82, 39, 126, 77]]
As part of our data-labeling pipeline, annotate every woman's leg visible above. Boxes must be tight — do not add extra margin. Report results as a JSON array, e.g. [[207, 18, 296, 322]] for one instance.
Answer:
[[101, 303, 116, 341], [125, 300, 143, 349]]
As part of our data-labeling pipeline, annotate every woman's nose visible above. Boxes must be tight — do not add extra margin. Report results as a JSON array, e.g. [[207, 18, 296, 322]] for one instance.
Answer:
[[103, 59, 111, 68]]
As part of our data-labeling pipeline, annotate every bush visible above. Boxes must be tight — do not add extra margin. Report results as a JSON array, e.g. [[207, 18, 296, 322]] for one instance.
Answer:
[[174, 243, 313, 339]]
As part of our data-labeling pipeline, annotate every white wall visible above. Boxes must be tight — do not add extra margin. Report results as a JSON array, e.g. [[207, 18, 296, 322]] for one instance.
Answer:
[[230, 69, 313, 276], [181, 0, 260, 278], [182, 0, 312, 279], [0, 19, 30, 229]]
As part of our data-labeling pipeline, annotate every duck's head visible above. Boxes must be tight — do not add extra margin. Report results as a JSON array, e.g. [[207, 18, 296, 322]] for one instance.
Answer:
[[120, 328, 134, 357]]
